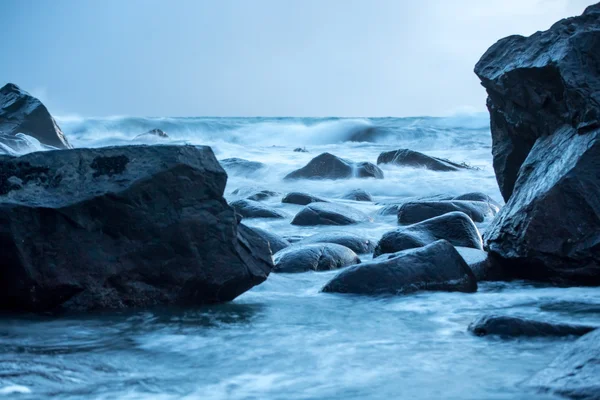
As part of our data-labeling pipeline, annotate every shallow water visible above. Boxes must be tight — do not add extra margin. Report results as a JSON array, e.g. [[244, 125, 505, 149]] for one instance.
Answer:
[[1, 115, 599, 399]]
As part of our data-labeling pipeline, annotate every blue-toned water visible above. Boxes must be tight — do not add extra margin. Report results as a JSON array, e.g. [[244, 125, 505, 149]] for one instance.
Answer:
[[1, 115, 599, 399]]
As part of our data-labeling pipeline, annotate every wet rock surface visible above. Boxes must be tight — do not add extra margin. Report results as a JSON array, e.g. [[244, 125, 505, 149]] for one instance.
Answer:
[[274, 243, 361, 273], [469, 315, 596, 338], [284, 152, 383, 180], [291, 202, 371, 226]]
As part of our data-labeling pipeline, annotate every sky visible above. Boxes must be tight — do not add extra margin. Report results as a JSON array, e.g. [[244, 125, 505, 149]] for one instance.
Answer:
[[0, 0, 594, 117]]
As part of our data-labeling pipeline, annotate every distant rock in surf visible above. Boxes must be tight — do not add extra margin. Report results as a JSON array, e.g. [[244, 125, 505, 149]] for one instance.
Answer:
[[293, 147, 309, 153], [468, 315, 596, 338], [273, 243, 360, 273], [322, 240, 477, 295], [377, 149, 473, 171], [134, 128, 169, 139], [342, 189, 373, 202], [220, 158, 266, 176], [398, 200, 497, 224], [282, 192, 329, 205], [230, 199, 286, 219], [284, 152, 383, 180], [296, 232, 376, 254], [0, 83, 71, 150], [475, 4, 600, 286], [231, 187, 279, 201], [291, 202, 371, 226], [0, 145, 273, 312]]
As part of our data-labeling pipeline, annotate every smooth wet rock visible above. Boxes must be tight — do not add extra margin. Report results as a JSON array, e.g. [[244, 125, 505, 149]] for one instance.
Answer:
[[374, 212, 483, 257], [246, 226, 290, 253], [455, 247, 505, 281], [342, 189, 373, 202], [284, 152, 383, 180], [398, 200, 496, 224], [469, 315, 596, 338], [281, 192, 328, 205], [0, 145, 273, 312], [527, 328, 600, 399], [220, 158, 266, 175], [475, 6, 600, 285], [297, 232, 376, 254], [231, 187, 279, 201], [134, 128, 169, 139], [377, 194, 454, 216], [0, 83, 71, 149], [291, 202, 371, 226], [273, 243, 361, 273], [453, 192, 502, 210], [322, 240, 477, 295], [230, 199, 286, 219], [377, 149, 472, 171]]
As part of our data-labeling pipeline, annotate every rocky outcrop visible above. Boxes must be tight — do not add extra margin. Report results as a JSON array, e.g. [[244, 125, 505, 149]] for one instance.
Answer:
[[0, 83, 71, 149], [230, 199, 286, 219], [0, 145, 273, 312], [284, 152, 384, 180], [273, 243, 361, 273], [398, 200, 496, 224], [469, 315, 596, 338], [526, 329, 600, 399], [377, 149, 472, 171], [281, 192, 328, 205], [291, 202, 371, 226], [475, 5, 600, 285], [322, 240, 477, 295], [374, 212, 483, 257], [296, 232, 376, 254], [247, 226, 290, 253], [342, 189, 373, 202]]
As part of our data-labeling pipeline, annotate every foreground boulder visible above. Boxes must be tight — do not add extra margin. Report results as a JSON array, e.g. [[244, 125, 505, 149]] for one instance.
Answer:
[[0, 83, 71, 149], [475, 5, 600, 285], [281, 192, 328, 205], [526, 329, 600, 399], [377, 149, 472, 171], [291, 202, 371, 226], [0, 145, 273, 312], [284, 152, 383, 180], [230, 199, 286, 219], [273, 243, 360, 273], [398, 200, 496, 224], [342, 189, 373, 202], [246, 226, 290, 253], [374, 212, 483, 257], [469, 315, 596, 338], [296, 232, 376, 254], [322, 240, 477, 295]]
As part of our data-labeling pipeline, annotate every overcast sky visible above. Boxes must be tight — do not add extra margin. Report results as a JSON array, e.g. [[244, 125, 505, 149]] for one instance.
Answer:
[[0, 0, 593, 117]]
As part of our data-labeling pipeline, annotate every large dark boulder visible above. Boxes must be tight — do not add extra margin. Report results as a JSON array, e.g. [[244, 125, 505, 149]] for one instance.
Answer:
[[273, 243, 361, 273], [296, 232, 376, 254], [475, 5, 600, 285], [284, 152, 383, 180], [0, 145, 273, 312], [526, 329, 600, 399], [398, 200, 496, 224], [374, 212, 483, 257], [322, 240, 477, 295], [220, 158, 265, 176], [469, 315, 596, 338], [377, 149, 472, 171], [291, 202, 371, 226], [281, 192, 328, 205], [246, 226, 290, 254], [0, 83, 71, 149], [230, 199, 286, 219], [342, 189, 373, 202]]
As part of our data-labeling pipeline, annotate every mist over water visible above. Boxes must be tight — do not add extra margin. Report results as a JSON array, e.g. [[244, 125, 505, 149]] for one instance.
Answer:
[[2, 114, 598, 399]]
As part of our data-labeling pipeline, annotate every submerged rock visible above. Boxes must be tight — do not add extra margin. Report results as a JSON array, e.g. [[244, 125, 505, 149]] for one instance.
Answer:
[[281, 192, 328, 205], [322, 240, 477, 295], [220, 158, 266, 175], [246, 226, 290, 254], [374, 212, 483, 257], [291, 202, 371, 226], [230, 199, 286, 219], [0, 145, 273, 312], [0, 83, 71, 149], [377, 149, 472, 171], [273, 243, 360, 273], [469, 315, 596, 338], [342, 189, 373, 202], [398, 200, 496, 224], [475, 5, 600, 285], [134, 128, 169, 139], [527, 329, 600, 399], [284, 152, 383, 180], [296, 232, 376, 254]]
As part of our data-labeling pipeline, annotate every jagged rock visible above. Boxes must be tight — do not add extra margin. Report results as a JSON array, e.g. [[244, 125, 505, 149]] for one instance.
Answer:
[[475, 5, 600, 285], [377, 149, 472, 171], [296, 232, 376, 254], [342, 189, 373, 202], [398, 200, 496, 224], [281, 192, 328, 205], [0, 145, 273, 312], [322, 240, 477, 295], [230, 199, 286, 219], [469, 315, 596, 338], [284, 152, 383, 180], [246, 226, 290, 253], [273, 243, 360, 273], [374, 212, 483, 257], [0, 83, 70, 149], [134, 128, 169, 139], [291, 202, 371, 226]]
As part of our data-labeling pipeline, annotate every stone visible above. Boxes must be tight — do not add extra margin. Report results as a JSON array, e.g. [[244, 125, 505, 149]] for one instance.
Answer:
[[468, 315, 596, 338], [273, 243, 361, 273], [455, 247, 505, 281], [296, 232, 376, 254], [230, 199, 286, 219], [291, 202, 371, 226], [245, 226, 290, 254], [398, 200, 496, 224], [377, 149, 472, 171], [284, 152, 383, 180], [281, 192, 328, 205], [342, 189, 373, 202]]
